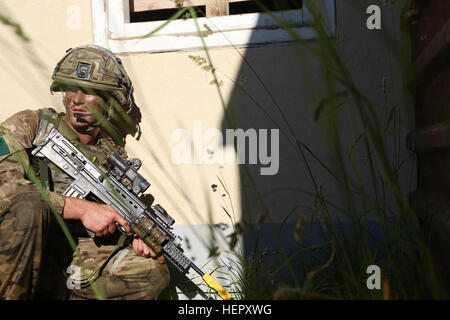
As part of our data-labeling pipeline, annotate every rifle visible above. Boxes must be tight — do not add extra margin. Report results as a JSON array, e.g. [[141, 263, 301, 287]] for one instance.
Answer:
[[31, 127, 232, 300]]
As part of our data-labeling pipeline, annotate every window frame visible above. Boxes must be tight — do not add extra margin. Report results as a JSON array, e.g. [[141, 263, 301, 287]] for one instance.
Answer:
[[91, 0, 336, 54]]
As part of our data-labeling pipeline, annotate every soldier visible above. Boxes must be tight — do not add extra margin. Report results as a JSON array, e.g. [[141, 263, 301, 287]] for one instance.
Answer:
[[0, 45, 170, 299]]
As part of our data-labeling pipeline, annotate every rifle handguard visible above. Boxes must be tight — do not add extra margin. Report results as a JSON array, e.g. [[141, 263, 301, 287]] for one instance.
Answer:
[[132, 217, 166, 255]]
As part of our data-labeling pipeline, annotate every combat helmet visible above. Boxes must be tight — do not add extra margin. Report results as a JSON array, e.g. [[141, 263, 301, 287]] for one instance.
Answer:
[[50, 45, 134, 121]]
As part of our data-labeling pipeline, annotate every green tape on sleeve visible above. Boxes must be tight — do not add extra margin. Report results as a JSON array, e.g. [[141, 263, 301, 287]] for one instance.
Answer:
[[0, 137, 11, 156]]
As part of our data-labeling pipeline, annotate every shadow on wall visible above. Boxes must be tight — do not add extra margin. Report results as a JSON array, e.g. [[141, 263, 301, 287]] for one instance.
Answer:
[[216, 0, 417, 297]]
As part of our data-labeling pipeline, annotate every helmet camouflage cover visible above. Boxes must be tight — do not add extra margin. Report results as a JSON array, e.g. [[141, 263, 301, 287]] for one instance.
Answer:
[[50, 45, 134, 118]]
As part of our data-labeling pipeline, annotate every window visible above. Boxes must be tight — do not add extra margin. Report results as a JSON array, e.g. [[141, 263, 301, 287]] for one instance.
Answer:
[[130, 0, 303, 22], [91, 0, 336, 53]]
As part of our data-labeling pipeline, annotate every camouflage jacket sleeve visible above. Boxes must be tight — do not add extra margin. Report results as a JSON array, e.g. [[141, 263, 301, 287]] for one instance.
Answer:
[[0, 109, 66, 213]]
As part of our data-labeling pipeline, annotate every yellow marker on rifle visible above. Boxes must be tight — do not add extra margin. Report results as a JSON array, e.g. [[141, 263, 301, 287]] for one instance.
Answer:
[[189, 263, 231, 300], [203, 273, 232, 300]]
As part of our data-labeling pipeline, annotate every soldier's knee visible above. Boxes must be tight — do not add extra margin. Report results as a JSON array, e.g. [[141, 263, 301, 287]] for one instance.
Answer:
[[70, 248, 171, 300], [106, 253, 171, 299], [8, 192, 52, 230]]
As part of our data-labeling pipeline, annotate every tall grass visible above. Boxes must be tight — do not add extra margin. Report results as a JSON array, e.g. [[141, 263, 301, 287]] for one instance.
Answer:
[[150, 0, 447, 299], [1, 0, 446, 300]]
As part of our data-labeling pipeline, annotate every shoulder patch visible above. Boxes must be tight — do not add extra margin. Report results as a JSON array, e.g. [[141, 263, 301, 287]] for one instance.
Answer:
[[0, 137, 11, 156]]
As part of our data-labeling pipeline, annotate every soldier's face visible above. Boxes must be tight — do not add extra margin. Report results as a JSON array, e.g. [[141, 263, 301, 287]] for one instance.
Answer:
[[64, 86, 107, 130]]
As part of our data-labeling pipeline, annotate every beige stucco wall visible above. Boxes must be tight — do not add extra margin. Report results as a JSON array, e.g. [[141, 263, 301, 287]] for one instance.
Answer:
[[0, 0, 415, 232], [0, 0, 243, 226], [0, 0, 93, 115]]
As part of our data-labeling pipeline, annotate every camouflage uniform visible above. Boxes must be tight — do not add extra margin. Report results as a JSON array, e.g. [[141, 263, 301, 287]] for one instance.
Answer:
[[0, 46, 171, 300]]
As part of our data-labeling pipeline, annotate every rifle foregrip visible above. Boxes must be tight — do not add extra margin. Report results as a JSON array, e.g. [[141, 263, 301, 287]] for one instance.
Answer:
[[203, 273, 232, 300], [132, 218, 166, 255]]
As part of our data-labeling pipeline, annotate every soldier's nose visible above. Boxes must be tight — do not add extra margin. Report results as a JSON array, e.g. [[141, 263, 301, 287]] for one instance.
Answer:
[[73, 90, 85, 104]]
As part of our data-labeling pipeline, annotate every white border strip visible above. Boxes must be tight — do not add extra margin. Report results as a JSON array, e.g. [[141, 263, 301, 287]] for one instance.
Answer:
[[117, 9, 303, 39], [109, 26, 319, 54], [91, 0, 108, 48], [91, 0, 336, 54]]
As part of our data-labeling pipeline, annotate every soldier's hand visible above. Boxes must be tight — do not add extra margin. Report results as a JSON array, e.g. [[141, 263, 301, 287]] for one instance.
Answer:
[[62, 197, 131, 237], [132, 235, 165, 264]]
